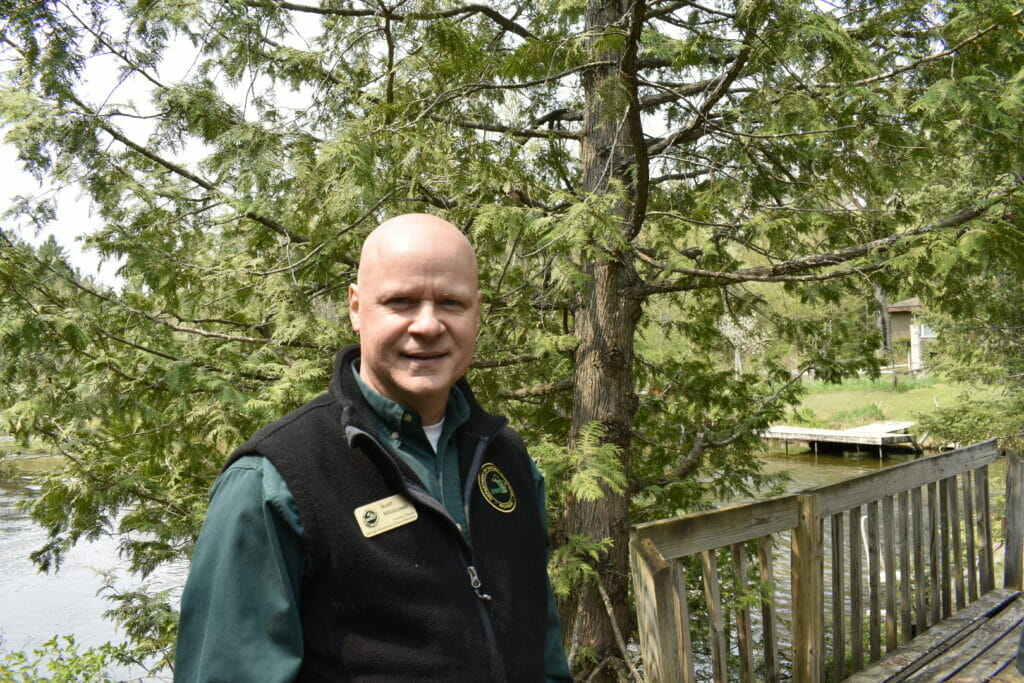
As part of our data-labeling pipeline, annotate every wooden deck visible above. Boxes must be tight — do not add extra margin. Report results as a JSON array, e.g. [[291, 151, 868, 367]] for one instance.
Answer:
[[630, 440, 1024, 682], [847, 588, 1024, 682]]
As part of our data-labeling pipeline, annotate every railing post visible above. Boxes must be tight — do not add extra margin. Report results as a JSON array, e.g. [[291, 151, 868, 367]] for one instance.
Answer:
[[1005, 449, 1024, 589], [630, 533, 690, 682], [792, 493, 824, 682]]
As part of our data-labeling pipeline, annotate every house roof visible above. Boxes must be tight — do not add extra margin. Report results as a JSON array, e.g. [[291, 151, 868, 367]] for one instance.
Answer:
[[888, 296, 923, 312]]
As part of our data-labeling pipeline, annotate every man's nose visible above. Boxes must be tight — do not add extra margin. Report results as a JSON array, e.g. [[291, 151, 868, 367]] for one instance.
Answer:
[[408, 302, 443, 336]]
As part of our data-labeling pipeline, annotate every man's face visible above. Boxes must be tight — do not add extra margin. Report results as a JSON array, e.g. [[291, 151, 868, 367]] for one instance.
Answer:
[[349, 222, 481, 423]]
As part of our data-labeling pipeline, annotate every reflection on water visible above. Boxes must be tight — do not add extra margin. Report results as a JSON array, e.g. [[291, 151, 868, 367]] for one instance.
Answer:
[[761, 445, 919, 493], [0, 460, 186, 680]]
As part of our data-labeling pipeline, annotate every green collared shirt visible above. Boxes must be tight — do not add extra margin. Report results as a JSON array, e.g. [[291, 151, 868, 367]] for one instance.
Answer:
[[352, 363, 472, 539], [175, 367, 572, 682]]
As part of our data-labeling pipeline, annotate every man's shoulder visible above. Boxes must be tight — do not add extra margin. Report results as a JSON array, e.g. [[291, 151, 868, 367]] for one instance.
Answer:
[[249, 393, 338, 442], [226, 392, 341, 469], [497, 424, 529, 455]]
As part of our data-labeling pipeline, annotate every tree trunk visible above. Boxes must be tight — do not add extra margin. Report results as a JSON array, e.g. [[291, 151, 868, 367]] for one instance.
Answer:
[[873, 283, 892, 355], [559, 1, 646, 679], [562, 260, 641, 680]]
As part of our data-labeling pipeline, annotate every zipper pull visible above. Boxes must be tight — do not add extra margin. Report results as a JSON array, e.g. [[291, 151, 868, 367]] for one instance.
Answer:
[[467, 565, 492, 601]]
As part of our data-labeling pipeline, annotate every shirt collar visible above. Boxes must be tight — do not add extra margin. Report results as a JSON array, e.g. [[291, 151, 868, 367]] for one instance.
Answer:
[[350, 360, 470, 434]]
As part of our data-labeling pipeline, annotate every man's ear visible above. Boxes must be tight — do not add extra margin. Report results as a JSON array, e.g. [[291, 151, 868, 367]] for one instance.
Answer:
[[348, 284, 361, 332]]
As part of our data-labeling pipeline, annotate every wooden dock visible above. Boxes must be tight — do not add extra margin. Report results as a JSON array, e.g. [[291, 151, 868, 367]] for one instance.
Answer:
[[762, 421, 920, 455]]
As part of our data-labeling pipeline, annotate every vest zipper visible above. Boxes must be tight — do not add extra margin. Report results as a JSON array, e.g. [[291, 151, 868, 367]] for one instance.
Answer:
[[467, 565, 506, 683], [467, 565, 491, 600], [462, 430, 508, 683], [350, 426, 508, 682]]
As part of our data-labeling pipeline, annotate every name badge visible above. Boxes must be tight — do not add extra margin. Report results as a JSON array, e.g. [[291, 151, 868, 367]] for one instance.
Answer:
[[354, 494, 418, 538]]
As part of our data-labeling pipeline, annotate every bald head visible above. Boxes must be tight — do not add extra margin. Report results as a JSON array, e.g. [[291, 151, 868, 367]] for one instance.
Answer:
[[357, 213, 478, 288], [349, 213, 482, 423]]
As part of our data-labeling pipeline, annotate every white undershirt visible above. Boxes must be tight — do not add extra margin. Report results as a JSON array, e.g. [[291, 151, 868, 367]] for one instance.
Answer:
[[423, 419, 445, 453]]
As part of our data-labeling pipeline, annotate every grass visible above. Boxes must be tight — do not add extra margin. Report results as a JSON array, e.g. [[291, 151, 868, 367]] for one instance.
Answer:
[[802, 375, 940, 394], [790, 374, 992, 431]]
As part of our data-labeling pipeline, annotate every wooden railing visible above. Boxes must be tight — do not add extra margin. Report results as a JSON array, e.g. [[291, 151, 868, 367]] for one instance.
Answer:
[[629, 439, 1024, 682]]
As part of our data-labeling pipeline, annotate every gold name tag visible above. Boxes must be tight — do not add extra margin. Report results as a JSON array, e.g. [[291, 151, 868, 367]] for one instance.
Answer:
[[354, 494, 418, 538]]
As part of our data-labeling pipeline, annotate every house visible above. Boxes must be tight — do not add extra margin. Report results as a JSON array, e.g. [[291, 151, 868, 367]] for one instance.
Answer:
[[887, 297, 937, 371]]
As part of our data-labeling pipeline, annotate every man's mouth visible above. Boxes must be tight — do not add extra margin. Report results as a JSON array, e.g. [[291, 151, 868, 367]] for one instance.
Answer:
[[402, 351, 447, 361]]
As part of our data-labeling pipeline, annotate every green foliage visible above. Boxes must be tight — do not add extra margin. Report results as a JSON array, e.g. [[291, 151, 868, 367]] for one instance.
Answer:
[[832, 401, 887, 424], [0, 636, 128, 683], [547, 534, 615, 600], [917, 395, 1020, 446], [98, 574, 178, 673], [533, 421, 626, 510], [909, 219, 1024, 446]]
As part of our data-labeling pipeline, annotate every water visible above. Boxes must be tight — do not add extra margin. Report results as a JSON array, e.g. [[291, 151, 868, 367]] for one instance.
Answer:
[[760, 446, 917, 493], [0, 458, 186, 680]]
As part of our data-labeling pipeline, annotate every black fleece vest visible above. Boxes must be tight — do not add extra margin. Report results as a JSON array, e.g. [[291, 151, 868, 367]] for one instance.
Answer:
[[227, 346, 548, 682]]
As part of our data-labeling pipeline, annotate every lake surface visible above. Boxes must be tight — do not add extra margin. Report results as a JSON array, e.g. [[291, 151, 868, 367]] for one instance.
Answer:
[[0, 445, 918, 680], [0, 458, 186, 681]]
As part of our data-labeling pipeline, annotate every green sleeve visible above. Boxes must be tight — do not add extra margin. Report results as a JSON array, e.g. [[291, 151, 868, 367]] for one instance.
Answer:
[[174, 456, 305, 682], [531, 460, 574, 683]]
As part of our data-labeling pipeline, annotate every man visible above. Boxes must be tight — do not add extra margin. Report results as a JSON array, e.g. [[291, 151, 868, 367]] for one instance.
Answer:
[[175, 214, 572, 681]]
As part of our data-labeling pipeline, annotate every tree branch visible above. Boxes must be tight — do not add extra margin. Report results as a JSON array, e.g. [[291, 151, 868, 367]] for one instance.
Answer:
[[261, 1, 538, 40], [631, 191, 1016, 296], [646, 32, 752, 157], [623, 0, 650, 240], [62, 93, 308, 243], [820, 8, 1024, 90], [533, 107, 583, 126], [472, 352, 545, 369], [595, 577, 642, 682], [500, 377, 573, 400], [431, 114, 580, 140]]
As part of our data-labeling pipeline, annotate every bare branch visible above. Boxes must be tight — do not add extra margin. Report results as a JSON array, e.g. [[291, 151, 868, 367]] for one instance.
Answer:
[[637, 79, 715, 109], [594, 577, 642, 682], [533, 108, 583, 126], [432, 114, 580, 140], [675, 0, 736, 20], [471, 353, 545, 369], [261, 1, 538, 40], [500, 377, 573, 400], [649, 169, 709, 184]]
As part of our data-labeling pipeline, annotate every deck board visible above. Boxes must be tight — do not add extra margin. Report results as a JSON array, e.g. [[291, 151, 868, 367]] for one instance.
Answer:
[[954, 628, 1022, 680], [844, 589, 1024, 682]]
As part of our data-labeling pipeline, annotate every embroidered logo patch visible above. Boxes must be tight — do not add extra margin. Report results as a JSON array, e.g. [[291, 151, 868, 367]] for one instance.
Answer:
[[478, 463, 516, 513], [354, 494, 418, 538]]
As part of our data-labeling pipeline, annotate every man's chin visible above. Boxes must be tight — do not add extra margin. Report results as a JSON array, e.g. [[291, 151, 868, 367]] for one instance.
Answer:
[[394, 374, 453, 396], [401, 354, 449, 368]]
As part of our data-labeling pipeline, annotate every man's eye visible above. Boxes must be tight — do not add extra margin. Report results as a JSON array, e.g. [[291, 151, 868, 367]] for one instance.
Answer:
[[388, 297, 412, 306], [440, 299, 463, 307]]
